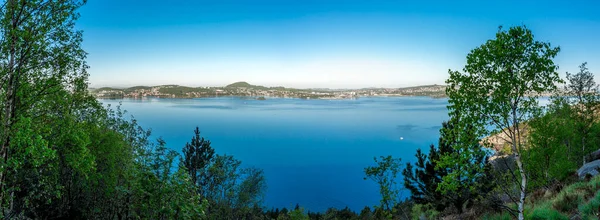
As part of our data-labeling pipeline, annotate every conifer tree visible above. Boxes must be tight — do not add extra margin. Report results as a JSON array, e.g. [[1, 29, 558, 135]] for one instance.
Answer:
[[182, 126, 215, 194], [403, 121, 493, 213]]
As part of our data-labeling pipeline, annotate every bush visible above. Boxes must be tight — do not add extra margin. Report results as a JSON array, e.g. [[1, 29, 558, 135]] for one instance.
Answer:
[[552, 192, 583, 213], [411, 204, 439, 220]]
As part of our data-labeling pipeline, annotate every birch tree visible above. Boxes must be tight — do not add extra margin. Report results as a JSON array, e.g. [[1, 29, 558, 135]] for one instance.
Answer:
[[442, 25, 561, 220]]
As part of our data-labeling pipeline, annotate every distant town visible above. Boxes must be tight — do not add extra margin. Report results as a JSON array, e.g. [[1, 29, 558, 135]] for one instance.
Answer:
[[90, 81, 448, 99]]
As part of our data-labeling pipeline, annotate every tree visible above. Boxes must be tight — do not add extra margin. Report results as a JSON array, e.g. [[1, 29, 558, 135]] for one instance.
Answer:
[[130, 137, 207, 219], [202, 154, 267, 219], [525, 96, 579, 188], [235, 167, 267, 209], [182, 126, 215, 193], [444, 25, 561, 219], [179, 127, 267, 219], [403, 121, 493, 213], [359, 206, 373, 219], [566, 62, 600, 165], [0, 1, 224, 218], [0, 0, 90, 216], [288, 206, 309, 220], [364, 155, 403, 213]]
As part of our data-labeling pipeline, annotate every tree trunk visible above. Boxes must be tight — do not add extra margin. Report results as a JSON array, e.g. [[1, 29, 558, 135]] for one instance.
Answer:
[[0, 0, 19, 208], [512, 107, 526, 220], [515, 152, 526, 220], [582, 136, 586, 166]]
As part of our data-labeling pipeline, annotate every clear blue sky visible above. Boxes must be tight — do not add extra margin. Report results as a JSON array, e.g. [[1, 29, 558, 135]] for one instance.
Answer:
[[78, 0, 600, 89]]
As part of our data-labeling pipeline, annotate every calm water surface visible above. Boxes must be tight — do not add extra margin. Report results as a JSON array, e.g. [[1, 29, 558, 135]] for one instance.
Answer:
[[100, 96, 449, 212]]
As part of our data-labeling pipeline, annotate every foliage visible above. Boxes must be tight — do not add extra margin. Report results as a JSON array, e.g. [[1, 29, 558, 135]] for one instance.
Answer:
[[364, 155, 403, 212], [565, 62, 600, 166], [182, 126, 215, 194], [288, 206, 310, 220], [196, 151, 266, 218], [132, 137, 207, 219], [525, 97, 580, 188], [550, 177, 600, 213], [411, 203, 439, 220], [525, 63, 600, 190], [0, 0, 595, 218], [444, 25, 561, 220], [482, 176, 600, 220], [404, 120, 495, 213], [578, 190, 600, 219], [0, 3, 217, 215], [0, 0, 91, 217]]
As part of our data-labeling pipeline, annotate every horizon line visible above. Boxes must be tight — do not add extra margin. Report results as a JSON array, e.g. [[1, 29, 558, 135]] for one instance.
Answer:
[[88, 82, 447, 90]]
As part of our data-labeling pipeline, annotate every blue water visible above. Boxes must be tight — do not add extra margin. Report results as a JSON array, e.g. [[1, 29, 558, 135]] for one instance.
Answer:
[[100, 96, 449, 212]]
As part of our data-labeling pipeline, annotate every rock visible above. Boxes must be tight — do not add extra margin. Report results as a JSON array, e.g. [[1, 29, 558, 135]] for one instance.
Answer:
[[586, 149, 600, 162], [577, 159, 600, 179]]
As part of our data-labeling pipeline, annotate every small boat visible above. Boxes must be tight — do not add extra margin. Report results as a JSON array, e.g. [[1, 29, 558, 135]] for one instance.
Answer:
[[400, 137, 404, 140]]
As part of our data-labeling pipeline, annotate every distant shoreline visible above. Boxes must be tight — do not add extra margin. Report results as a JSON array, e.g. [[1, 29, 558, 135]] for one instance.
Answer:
[[90, 81, 448, 100], [94, 94, 449, 100]]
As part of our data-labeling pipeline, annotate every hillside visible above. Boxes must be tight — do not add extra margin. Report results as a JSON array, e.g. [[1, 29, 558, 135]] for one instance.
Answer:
[[225, 81, 253, 88], [485, 175, 600, 219]]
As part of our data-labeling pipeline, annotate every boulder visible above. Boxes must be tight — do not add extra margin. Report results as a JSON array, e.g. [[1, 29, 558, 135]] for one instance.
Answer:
[[586, 149, 600, 162], [577, 159, 600, 179]]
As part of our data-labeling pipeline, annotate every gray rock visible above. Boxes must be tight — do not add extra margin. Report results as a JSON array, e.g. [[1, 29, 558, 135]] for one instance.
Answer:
[[586, 149, 600, 162], [577, 159, 600, 179]]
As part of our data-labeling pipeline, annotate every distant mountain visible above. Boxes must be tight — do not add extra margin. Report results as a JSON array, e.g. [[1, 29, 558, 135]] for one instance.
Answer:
[[226, 81, 276, 91], [225, 81, 253, 87]]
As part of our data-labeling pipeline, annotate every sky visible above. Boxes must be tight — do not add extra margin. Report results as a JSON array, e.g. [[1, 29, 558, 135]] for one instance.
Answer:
[[78, 0, 600, 89]]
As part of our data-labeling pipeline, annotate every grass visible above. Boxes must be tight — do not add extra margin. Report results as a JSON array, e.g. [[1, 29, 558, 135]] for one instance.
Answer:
[[482, 212, 512, 220], [484, 176, 600, 219], [528, 206, 568, 220], [578, 190, 600, 219], [550, 176, 600, 213]]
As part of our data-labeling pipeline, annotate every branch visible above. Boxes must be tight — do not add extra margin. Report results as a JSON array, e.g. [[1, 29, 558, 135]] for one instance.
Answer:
[[486, 112, 513, 145], [500, 155, 523, 193]]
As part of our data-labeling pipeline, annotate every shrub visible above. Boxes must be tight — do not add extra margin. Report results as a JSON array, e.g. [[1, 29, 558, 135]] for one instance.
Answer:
[[552, 192, 583, 213], [411, 203, 439, 220]]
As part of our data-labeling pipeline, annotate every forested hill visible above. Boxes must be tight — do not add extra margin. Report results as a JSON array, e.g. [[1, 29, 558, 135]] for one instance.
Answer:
[[90, 82, 448, 99]]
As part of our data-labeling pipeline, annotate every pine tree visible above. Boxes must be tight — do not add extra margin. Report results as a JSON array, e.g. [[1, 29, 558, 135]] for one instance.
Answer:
[[403, 121, 493, 213], [182, 126, 215, 194]]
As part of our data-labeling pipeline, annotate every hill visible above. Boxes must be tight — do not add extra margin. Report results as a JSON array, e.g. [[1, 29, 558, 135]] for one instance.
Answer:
[[90, 82, 448, 99], [485, 175, 600, 219], [225, 81, 270, 90], [225, 81, 253, 88]]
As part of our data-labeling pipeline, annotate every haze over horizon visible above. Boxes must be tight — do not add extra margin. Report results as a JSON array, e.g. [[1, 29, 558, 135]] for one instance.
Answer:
[[80, 0, 600, 89]]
